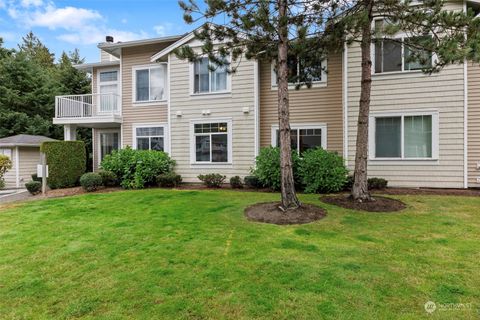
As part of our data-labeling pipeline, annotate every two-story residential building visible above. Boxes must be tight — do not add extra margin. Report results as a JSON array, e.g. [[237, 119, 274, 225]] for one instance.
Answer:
[[53, 0, 480, 188]]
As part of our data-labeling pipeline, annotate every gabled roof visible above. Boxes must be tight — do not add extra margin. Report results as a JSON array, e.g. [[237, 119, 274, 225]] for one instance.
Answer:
[[0, 134, 56, 147], [73, 60, 120, 71], [99, 34, 185, 58], [150, 31, 198, 62]]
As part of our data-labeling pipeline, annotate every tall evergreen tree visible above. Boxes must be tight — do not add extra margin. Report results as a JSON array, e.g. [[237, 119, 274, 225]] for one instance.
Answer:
[[18, 31, 55, 68], [177, 0, 330, 210]]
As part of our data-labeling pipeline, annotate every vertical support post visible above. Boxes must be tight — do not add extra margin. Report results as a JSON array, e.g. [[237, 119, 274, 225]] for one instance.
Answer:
[[41, 152, 47, 195], [64, 124, 77, 141]]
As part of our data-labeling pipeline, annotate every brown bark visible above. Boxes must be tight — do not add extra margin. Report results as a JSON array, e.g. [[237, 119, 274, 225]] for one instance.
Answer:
[[277, 0, 300, 210], [352, 0, 374, 201]]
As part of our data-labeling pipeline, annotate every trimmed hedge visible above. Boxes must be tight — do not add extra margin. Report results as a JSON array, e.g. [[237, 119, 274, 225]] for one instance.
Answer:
[[41, 141, 86, 189], [80, 172, 103, 192], [198, 173, 226, 188], [101, 147, 175, 189], [230, 176, 243, 188], [25, 181, 41, 195], [157, 172, 182, 188]]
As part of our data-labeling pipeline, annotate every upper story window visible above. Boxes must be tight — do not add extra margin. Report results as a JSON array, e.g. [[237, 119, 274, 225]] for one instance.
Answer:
[[272, 55, 326, 87], [193, 57, 229, 94], [373, 20, 432, 74], [134, 64, 167, 102]]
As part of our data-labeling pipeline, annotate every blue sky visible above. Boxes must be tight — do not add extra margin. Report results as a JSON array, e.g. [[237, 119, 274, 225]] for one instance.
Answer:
[[0, 0, 201, 62]]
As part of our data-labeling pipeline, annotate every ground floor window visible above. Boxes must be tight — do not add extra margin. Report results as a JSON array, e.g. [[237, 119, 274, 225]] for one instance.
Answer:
[[370, 112, 438, 160], [99, 131, 119, 162], [191, 120, 232, 163], [272, 124, 327, 155], [135, 126, 165, 151]]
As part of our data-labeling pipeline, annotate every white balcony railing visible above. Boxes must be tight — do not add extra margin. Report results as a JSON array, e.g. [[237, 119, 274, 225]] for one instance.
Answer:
[[55, 93, 121, 118]]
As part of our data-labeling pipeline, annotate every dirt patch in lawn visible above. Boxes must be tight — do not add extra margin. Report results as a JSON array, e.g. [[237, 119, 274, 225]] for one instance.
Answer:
[[245, 202, 326, 225], [321, 195, 406, 212]]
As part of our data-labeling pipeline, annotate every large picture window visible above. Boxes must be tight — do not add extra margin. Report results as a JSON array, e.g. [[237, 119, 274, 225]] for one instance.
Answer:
[[193, 57, 229, 94], [134, 126, 165, 151], [371, 113, 438, 159], [134, 65, 167, 102], [192, 121, 231, 163], [272, 124, 327, 155]]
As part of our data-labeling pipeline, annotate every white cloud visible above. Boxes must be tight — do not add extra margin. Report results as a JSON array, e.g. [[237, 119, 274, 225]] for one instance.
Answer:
[[153, 23, 173, 37], [21, 0, 43, 7], [0, 0, 5, 9], [0, 30, 17, 41], [3, 0, 151, 45], [121, 18, 127, 24]]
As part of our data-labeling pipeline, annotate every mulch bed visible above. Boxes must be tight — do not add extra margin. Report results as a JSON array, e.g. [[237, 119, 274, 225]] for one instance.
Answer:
[[321, 195, 406, 212], [380, 187, 480, 197], [244, 202, 326, 225]]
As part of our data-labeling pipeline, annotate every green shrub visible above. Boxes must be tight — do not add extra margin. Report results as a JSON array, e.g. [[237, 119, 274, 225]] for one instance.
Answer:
[[252, 147, 301, 191], [31, 174, 42, 182], [368, 177, 388, 190], [98, 170, 118, 187], [0, 154, 12, 189], [244, 175, 262, 189], [230, 176, 243, 188], [157, 172, 182, 187], [344, 175, 354, 191], [299, 148, 348, 194], [41, 141, 86, 189], [80, 172, 103, 192], [198, 173, 226, 188], [25, 181, 41, 195], [101, 147, 175, 189]]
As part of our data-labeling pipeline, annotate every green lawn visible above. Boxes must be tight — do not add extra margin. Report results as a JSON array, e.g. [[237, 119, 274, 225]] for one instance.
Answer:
[[0, 189, 479, 319]]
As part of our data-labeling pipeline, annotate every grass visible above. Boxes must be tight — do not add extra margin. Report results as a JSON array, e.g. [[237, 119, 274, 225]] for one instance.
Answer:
[[0, 189, 479, 319]]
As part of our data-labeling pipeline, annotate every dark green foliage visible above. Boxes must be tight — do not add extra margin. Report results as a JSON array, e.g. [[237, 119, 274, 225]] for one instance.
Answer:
[[229, 176, 243, 188], [25, 181, 42, 195], [344, 175, 354, 191], [368, 177, 388, 190], [31, 174, 42, 182], [298, 148, 348, 194], [252, 147, 301, 191], [157, 172, 182, 188], [244, 175, 262, 189], [41, 141, 86, 189], [198, 174, 226, 188], [80, 173, 103, 192], [100, 147, 175, 189], [98, 170, 118, 187]]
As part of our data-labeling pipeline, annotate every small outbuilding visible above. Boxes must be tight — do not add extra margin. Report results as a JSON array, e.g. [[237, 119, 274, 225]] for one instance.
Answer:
[[0, 134, 56, 189]]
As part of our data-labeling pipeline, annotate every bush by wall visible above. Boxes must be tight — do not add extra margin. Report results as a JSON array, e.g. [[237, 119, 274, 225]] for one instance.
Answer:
[[252, 147, 301, 191], [101, 147, 175, 189], [198, 173, 226, 188], [298, 148, 348, 193], [98, 170, 118, 187], [0, 154, 12, 190], [80, 172, 103, 192], [368, 177, 388, 190], [244, 175, 262, 189], [25, 181, 41, 195], [229, 176, 243, 188], [41, 141, 86, 189], [157, 172, 182, 187]]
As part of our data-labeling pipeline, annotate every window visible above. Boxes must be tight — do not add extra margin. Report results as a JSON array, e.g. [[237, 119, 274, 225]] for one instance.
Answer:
[[134, 65, 167, 102], [135, 126, 165, 151], [0, 148, 12, 159], [99, 132, 119, 162], [373, 20, 432, 73], [372, 113, 437, 159], [193, 57, 229, 94], [98, 70, 119, 112], [272, 56, 326, 86], [192, 121, 231, 163], [272, 125, 327, 155]]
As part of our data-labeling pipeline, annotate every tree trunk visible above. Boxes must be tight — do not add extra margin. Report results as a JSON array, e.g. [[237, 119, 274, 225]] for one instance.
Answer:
[[277, 0, 300, 210], [352, 0, 374, 201]]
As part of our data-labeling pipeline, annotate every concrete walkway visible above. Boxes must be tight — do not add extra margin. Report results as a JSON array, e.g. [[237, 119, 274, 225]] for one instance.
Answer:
[[0, 189, 32, 204]]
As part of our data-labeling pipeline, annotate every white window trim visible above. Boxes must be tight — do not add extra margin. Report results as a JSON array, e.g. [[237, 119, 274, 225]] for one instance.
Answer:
[[132, 123, 170, 154], [371, 18, 438, 76], [190, 118, 233, 165], [132, 63, 168, 105], [96, 128, 121, 167], [189, 56, 232, 96], [368, 110, 439, 162], [0, 148, 12, 158], [270, 60, 328, 90], [97, 68, 120, 113], [270, 123, 328, 154]]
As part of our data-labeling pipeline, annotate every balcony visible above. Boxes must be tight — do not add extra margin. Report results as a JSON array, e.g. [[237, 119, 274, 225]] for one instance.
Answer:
[[53, 94, 122, 127]]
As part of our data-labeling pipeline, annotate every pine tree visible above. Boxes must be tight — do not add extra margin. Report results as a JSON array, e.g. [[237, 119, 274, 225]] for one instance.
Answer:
[[18, 31, 55, 68], [177, 0, 331, 210]]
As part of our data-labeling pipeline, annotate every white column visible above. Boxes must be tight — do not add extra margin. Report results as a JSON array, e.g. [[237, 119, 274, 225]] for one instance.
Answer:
[[64, 124, 77, 141]]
